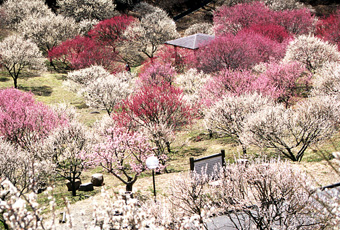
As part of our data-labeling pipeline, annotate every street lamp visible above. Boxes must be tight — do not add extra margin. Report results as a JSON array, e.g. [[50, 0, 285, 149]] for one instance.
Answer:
[[146, 156, 159, 202]]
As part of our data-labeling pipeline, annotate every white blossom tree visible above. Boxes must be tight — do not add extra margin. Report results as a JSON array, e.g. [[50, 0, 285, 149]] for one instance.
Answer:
[[242, 96, 340, 161], [175, 68, 210, 106], [0, 0, 51, 27], [64, 65, 110, 90], [42, 121, 93, 196], [205, 160, 321, 229], [264, 0, 304, 10], [18, 14, 78, 55], [0, 35, 45, 88], [77, 19, 99, 35], [56, 0, 117, 22], [0, 139, 31, 195], [82, 71, 135, 115], [312, 61, 340, 97], [0, 179, 46, 230], [283, 34, 340, 72], [124, 3, 179, 59], [64, 66, 135, 115], [204, 93, 273, 154], [184, 23, 214, 36]]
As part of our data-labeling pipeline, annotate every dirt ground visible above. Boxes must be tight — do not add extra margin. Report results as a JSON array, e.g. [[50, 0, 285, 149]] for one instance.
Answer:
[[44, 160, 340, 230]]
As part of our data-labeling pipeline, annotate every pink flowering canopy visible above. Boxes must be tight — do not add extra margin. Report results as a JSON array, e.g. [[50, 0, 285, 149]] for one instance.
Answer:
[[0, 88, 67, 149], [138, 62, 177, 86], [83, 127, 153, 191], [195, 31, 286, 73]]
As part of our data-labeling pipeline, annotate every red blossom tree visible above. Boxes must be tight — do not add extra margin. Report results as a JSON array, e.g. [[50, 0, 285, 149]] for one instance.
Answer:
[[48, 35, 122, 72], [195, 31, 285, 73], [88, 15, 136, 63], [112, 81, 196, 166], [242, 24, 291, 43], [0, 88, 67, 150], [316, 9, 340, 50], [88, 15, 135, 46]]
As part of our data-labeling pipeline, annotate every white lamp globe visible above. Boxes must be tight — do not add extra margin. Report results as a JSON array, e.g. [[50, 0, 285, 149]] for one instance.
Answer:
[[146, 156, 159, 169]]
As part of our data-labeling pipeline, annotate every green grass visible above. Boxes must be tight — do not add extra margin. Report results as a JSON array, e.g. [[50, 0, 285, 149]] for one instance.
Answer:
[[0, 70, 106, 126], [37, 183, 100, 215]]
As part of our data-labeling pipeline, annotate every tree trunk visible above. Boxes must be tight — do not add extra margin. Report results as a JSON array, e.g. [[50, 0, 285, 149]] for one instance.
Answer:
[[13, 77, 18, 89], [208, 129, 213, 139], [49, 58, 58, 72], [71, 181, 77, 196], [126, 182, 133, 192], [166, 141, 171, 153], [242, 144, 247, 155], [0, 213, 9, 230]]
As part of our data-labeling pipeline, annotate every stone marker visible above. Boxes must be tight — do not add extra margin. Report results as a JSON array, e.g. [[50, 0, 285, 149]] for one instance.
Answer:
[[91, 173, 104, 186], [79, 182, 94, 191]]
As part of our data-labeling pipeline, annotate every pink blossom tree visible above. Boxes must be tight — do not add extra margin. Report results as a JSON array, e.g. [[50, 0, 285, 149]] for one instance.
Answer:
[[0, 88, 67, 151], [254, 61, 312, 107], [275, 8, 315, 36], [241, 23, 291, 43], [84, 127, 152, 192], [213, 2, 314, 37], [213, 2, 274, 35], [195, 31, 285, 73], [138, 62, 177, 86], [200, 69, 256, 107]]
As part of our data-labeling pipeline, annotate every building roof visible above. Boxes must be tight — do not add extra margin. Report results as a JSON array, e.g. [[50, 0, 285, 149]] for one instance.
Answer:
[[165, 33, 215, 50]]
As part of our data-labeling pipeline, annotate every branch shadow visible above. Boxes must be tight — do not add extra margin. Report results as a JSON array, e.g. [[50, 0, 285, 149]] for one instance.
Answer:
[[19, 85, 53, 96], [0, 77, 10, 82]]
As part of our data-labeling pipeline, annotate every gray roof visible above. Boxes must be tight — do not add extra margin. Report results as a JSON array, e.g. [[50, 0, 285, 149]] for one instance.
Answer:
[[165, 33, 215, 50]]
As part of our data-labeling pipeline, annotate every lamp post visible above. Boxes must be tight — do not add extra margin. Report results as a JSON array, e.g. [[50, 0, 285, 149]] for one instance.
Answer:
[[146, 156, 159, 202]]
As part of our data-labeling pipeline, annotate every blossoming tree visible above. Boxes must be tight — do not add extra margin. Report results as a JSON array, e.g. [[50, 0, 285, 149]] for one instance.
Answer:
[[43, 121, 93, 196], [0, 88, 67, 151], [204, 93, 273, 154], [0, 35, 45, 88], [112, 81, 196, 166], [242, 96, 340, 161], [84, 127, 152, 192]]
